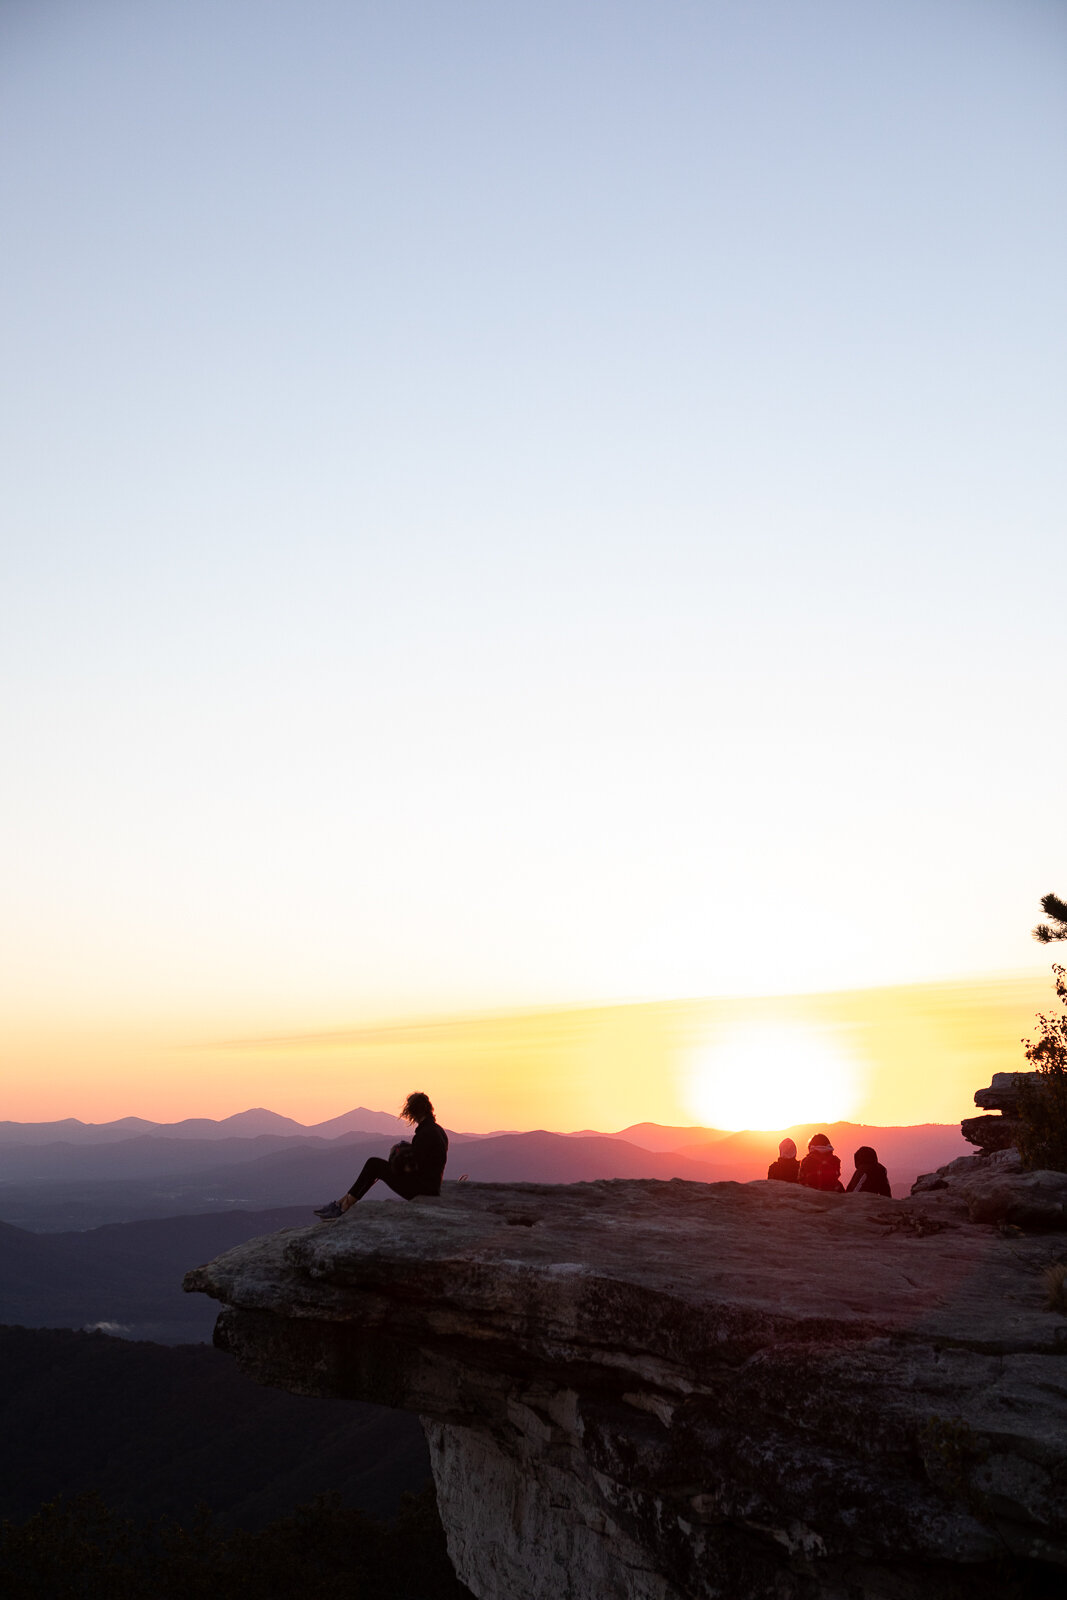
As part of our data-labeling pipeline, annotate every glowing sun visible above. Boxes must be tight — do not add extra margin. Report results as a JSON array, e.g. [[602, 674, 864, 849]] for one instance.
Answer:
[[683, 1020, 863, 1131]]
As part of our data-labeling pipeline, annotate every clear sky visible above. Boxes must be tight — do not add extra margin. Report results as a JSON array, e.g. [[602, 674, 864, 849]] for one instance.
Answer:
[[1, 1, 1064, 1127]]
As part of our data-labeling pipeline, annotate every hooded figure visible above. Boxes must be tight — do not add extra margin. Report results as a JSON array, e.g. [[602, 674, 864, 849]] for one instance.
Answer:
[[846, 1146, 892, 1198], [798, 1133, 844, 1192], [767, 1137, 800, 1183]]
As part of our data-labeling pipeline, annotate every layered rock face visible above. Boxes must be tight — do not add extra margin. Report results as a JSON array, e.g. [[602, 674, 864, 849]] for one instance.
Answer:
[[185, 1178, 1067, 1599], [961, 1070, 1039, 1153]]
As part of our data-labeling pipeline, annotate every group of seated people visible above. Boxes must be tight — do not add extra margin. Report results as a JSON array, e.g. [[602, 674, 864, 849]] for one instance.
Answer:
[[767, 1133, 892, 1196]]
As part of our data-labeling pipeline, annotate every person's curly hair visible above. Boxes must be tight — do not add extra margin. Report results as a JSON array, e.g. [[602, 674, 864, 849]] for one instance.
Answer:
[[400, 1091, 434, 1122]]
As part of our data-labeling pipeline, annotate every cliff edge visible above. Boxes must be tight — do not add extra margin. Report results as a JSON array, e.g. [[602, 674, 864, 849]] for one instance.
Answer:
[[185, 1178, 1067, 1599]]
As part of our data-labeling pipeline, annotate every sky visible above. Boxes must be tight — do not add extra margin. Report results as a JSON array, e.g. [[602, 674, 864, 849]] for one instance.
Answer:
[[1, 0, 1064, 1129]]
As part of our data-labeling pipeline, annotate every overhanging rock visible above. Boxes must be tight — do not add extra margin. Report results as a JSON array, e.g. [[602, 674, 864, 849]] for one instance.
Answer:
[[962, 1069, 1046, 1154], [184, 1180, 1067, 1599]]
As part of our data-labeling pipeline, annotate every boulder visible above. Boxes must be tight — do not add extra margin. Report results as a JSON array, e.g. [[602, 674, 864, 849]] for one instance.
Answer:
[[972, 1072, 1040, 1116], [963, 1071, 1047, 1154], [959, 1113, 1021, 1153], [185, 1179, 1067, 1599], [911, 1147, 1067, 1231]]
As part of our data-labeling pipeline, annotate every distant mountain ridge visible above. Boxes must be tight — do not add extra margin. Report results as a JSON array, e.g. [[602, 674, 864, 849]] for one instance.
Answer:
[[0, 1106, 406, 1145], [0, 1113, 968, 1234]]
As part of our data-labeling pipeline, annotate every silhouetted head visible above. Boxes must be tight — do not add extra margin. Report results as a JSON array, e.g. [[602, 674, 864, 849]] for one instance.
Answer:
[[778, 1138, 797, 1158], [401, 1091, 434, 1124], [808, 1133, 833, 1153], [853, 1145, 878, 1167]]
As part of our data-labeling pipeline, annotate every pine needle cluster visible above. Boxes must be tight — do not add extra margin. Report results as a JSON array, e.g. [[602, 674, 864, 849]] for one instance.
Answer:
[[1032, 892, 1067, 945]]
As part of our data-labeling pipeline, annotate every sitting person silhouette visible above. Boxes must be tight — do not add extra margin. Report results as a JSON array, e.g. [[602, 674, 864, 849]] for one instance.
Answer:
[[846, 1145, 892, 1198], [314, 1092, 448, 1219], [767, 1137, 800, 1182], [798, 1133, 845, 1192]]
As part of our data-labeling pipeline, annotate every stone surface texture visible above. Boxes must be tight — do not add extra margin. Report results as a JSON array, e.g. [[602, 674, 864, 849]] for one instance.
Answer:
[[185, 1177, 1067, 1600], [959, 1113, 1020, 1153], [911, 1147, 1067, 1229]]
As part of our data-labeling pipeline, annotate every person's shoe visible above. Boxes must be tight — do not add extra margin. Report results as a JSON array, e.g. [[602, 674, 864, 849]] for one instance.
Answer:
[[313, 1199, 343, 1219]]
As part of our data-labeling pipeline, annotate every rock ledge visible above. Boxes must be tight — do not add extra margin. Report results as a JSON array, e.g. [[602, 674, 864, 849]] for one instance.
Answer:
[[185, 1179, 1067, 1599]]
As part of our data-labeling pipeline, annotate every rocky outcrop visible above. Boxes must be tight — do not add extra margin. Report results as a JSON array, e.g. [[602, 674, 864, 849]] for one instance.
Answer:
[[185, 1179, 1067, 1599], [961, 1070, 1041, 1153], [912, 1146, 1067, 1230]]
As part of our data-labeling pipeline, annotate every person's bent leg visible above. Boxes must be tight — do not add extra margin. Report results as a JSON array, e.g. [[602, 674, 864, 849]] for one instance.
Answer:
[[346, 1156, 392, 1203]]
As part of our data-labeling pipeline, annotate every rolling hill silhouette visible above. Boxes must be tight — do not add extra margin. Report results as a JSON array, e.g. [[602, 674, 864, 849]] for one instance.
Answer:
[[0, 1208, 314, 1341], [0, 1325, 428, 1527]]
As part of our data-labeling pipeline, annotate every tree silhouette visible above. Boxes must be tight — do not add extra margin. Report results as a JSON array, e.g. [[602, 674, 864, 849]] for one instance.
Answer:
[[1032, 892, 1067, 944], [1017, 965, 1067, 1173], [1018, 891, 1067, 1171]]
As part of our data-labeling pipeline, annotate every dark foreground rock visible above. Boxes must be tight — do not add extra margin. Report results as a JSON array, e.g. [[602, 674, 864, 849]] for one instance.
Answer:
[[185, 1179, 1067, 1600]]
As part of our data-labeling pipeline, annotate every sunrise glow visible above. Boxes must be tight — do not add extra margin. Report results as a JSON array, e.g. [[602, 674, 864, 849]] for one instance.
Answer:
[[683, 1021, 865, 1132]]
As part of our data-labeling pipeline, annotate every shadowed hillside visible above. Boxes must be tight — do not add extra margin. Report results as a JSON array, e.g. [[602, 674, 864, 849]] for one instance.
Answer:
[[0, 1326, 428, 1528], [0, 1208, 316, 1341]]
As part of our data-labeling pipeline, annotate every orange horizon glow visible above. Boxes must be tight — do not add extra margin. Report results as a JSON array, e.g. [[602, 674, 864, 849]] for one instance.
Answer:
[[1, 967, 1056, 1133]]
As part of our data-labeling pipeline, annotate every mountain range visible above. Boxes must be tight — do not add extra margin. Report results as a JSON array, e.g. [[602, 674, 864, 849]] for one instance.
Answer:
[[0, 1106, 406, 1145], [0, 1109, 969, 1229]]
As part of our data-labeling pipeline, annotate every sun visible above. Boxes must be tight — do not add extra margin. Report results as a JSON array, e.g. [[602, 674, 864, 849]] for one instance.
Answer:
[[683, 1020, 864, 1131]]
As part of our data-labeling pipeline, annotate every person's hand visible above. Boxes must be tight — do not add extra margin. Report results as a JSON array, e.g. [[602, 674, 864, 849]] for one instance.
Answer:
[[340, 1193, 355, 1213]]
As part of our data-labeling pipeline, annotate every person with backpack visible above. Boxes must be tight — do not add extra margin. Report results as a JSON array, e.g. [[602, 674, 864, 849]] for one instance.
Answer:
[[798, 1133, 844, 1192], [846, 1145, 892, 1198], [767, 1137, 800, 1182]]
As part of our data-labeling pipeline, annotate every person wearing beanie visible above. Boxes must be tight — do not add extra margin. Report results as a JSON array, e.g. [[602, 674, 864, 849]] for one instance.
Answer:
[[767, 1137, 800, 1183], [798, 1132, 844, 1192], [846, 1145, 892, 1198]]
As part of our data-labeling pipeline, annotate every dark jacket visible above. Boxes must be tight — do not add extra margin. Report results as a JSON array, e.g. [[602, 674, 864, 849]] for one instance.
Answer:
[[767, 1156, 800, 1183], [846, 1161, 892, 1198], [798, 1149, 844, 1192], [410, 1117, 449, 1193]]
